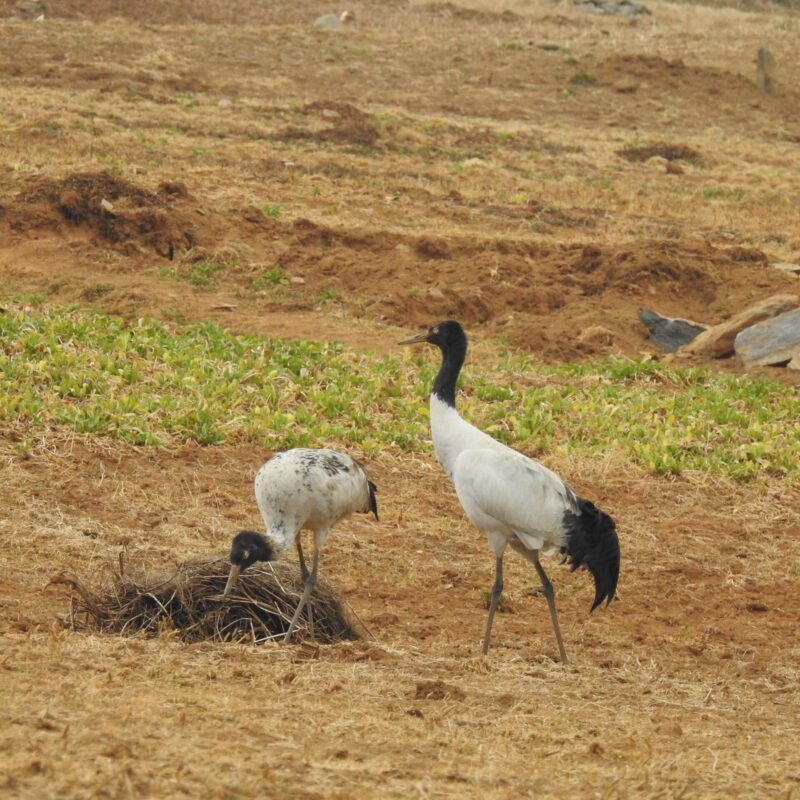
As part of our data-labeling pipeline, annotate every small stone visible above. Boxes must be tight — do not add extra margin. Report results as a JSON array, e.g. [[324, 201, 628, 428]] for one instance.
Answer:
[[100, 198, 114, 212], [289, 276, 306, 285], [218, 98, 233, 109], [735, 307, 800, 367], [773, 262, 800, 275], [428, 286, 446, 300]]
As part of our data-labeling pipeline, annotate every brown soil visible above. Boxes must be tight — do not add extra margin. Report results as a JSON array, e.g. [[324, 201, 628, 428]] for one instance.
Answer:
[[1, 0, 799, 797], [5, 171, 196, 257]]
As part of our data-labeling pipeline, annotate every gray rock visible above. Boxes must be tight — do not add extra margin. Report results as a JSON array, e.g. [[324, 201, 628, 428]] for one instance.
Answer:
[[680, 294, 799, 358], [639, 310, 707, 352], [314, 13, 343, 28], [735, 307, 800, 367]]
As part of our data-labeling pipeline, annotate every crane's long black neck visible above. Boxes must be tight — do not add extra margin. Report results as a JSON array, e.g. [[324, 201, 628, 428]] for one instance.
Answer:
[[433, 336, 467, 408]]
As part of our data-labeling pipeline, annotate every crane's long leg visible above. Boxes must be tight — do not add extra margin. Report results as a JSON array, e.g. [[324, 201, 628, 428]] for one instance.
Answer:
[[521, 549, 568, 664], [482, 557, 504, 655], [532, 554, 568, 665], [509, 543, 568, 663], [295, 537, 315, 639], [284, 545, 319, 643]]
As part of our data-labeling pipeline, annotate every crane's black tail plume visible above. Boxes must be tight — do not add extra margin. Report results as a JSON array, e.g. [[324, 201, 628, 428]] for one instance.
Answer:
[[562, 498, 620, 611]]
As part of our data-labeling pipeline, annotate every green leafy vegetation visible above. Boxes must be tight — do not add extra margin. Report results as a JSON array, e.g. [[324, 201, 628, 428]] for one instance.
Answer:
[[0, 300, 797, 480], [260, 203, 284, 219], [252, 265, 288, 290], [569, 71, 597, 86]]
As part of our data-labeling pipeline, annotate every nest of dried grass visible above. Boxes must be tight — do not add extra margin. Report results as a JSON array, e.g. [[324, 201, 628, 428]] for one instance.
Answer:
[[51, 555, 360, 644]]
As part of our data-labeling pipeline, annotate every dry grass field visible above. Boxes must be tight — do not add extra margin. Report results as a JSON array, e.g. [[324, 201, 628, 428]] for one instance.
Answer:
[[1, 0, 799, 797]]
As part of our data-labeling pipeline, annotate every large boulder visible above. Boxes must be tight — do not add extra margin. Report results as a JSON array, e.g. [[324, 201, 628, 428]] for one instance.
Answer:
[[679, 294, 799, 358], [735, 308, 800, 367]]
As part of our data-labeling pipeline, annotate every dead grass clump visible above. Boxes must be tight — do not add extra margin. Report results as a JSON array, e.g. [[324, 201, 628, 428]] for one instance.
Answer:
[[51, 556, 359, 644], [617, 143, 703, 163]]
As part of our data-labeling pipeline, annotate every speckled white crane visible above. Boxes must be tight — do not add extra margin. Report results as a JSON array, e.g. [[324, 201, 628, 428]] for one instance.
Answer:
[[401, 320, 619, 663], [223, 448, 378, 642]]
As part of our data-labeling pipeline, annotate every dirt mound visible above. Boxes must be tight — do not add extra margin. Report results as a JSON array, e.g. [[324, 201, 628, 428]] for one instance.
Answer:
[[3, 171, 196, 258], [269, 222, 798, 359], [617, 143, 703, 164], [598, 54, 776, 107]]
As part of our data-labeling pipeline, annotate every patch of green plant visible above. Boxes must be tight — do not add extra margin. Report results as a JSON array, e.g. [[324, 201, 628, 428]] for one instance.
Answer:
[[252, 265, 288, 290], [183, 260, 229, 287], [569, 72, 597, 86], [702, 186, 745, 202], [260, 203, 283, 220], [0, 299, 797, 481]]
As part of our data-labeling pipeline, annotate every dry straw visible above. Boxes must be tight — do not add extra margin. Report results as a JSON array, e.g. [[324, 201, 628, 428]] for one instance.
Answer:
[[50, 555, 360, 645]]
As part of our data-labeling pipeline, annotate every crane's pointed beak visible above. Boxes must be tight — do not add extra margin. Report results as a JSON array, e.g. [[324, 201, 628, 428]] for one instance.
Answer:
[[398, 332, 429, 345], [223, 564, 241, 598]]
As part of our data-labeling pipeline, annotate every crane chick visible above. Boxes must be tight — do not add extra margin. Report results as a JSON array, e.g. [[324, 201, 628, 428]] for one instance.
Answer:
[[224, 448, 378, 642], [401, 320, 619, 663]]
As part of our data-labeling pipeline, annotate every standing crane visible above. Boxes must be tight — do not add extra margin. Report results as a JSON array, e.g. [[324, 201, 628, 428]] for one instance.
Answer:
[[401, 320, 619, 663], [223, 448, 378, 642]]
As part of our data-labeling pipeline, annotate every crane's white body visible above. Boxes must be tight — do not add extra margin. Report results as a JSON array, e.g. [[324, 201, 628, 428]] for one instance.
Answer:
[[255, 448, 374, 555], [430, 394, 579, 558]]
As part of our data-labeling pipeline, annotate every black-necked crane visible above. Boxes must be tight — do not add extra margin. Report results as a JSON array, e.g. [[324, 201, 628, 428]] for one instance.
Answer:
[[401, 320, 619, 663], [223, 448, 378, 642]]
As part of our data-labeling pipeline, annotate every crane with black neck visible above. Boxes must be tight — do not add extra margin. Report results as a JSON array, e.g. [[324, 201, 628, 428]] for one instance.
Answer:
[[401, 320, 619, 663]]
